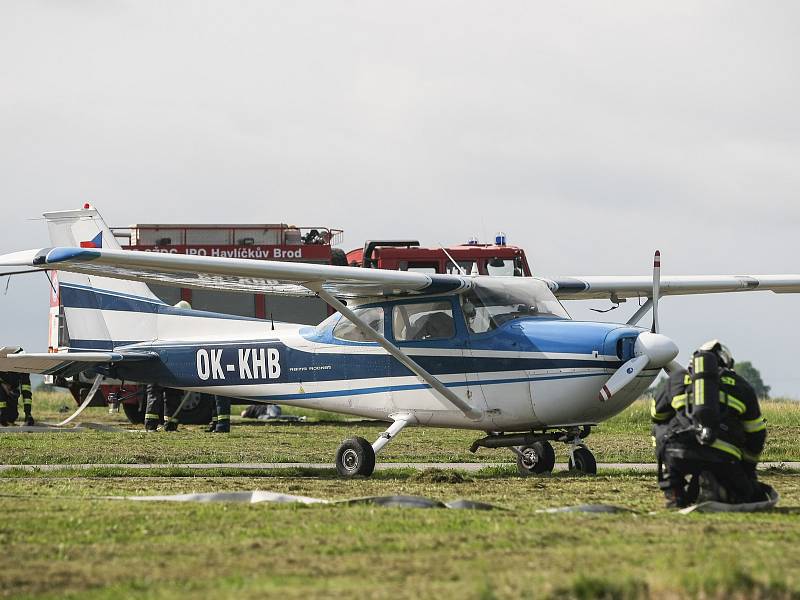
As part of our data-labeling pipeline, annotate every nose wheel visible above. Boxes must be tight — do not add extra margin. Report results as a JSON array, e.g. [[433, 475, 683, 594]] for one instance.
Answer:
[[568, 446, 597, 474], [514, 441, 556, 476]]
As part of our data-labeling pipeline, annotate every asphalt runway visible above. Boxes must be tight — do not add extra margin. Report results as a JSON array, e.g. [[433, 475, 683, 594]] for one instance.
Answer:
[[2, 461, 798, 472]]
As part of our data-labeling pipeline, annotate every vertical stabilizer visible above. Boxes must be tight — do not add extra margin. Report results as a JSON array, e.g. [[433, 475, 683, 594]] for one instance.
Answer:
[[43, 204, 161, 350]]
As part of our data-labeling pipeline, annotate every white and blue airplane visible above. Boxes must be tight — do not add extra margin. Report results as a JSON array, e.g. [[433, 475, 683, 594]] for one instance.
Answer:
[[1, 206, 799, 476]]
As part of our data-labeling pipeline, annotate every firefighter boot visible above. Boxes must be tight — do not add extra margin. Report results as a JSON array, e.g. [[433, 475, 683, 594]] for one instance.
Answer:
[[663, 487, 688, 509], [144, 416, 160, 432], [1, 400, 19, 426], [24, 413, 34, 426], [213, 396, 231, 433], [164, 418, 178, 432], [206, 417, 217, 433]]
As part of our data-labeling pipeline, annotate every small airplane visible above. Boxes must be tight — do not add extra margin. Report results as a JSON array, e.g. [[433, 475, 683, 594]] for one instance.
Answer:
[[1, 206, 799, 477]]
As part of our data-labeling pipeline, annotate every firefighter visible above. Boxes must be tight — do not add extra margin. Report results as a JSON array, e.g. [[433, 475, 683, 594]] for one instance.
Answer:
[[651, 340, 767, 507], [0, 371, 34, 426], [143, 384, 182, 431], [206, 395, 231, 433]]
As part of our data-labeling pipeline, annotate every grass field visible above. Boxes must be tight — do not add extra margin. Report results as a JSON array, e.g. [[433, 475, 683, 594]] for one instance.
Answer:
[[1, 392, 798, 466], [1, 393, 799, 599], [1, 468, 799, 599]]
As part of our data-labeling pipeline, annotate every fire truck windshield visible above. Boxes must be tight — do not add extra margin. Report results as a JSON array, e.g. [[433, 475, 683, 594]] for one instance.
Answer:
[[462, 278, 570, 333]]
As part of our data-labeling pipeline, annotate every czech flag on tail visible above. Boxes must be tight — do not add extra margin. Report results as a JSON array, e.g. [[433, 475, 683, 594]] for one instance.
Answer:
[[80, 232, 102, 248]]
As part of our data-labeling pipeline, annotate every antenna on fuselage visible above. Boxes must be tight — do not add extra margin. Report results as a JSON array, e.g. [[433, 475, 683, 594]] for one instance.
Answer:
[[439, 244, 466, 275]]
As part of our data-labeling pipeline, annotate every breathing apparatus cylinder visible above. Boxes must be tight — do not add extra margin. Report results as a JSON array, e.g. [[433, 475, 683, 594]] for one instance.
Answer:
[[689, 350, 721, 443]]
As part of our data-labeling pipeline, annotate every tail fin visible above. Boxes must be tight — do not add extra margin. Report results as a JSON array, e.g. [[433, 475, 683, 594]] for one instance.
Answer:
[[44, 205, 162, 350]]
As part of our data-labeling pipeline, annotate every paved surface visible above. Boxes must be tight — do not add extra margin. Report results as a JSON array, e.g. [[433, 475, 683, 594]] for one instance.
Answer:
[[2, 461, 798, 472]]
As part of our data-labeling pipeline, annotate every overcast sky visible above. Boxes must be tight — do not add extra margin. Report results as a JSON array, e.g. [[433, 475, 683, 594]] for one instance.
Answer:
[[1, 2, 799, 396]]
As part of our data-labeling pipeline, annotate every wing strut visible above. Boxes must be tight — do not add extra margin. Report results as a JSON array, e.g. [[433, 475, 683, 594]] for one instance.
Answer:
[[626, 298, 653, 326], [310, 285, 483, 421]]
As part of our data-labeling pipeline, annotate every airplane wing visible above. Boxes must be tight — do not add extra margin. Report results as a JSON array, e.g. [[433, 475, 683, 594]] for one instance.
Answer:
[[0, 346, 156, 377], [2, 247, 798, 302], [542, 275, 800, 301], [0, 247, 469, 299]]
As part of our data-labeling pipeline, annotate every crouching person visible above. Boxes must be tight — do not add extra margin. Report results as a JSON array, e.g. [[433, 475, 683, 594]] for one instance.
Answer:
[[651, 340, 767, 508]]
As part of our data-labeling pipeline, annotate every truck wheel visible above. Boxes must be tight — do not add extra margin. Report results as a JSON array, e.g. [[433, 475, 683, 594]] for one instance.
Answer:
[[122, 401, 146, 424]]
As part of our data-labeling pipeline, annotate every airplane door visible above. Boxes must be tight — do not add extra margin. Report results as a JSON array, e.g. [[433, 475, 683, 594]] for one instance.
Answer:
[[467, 326, 537, 429], [387, 298, 476, 423], [326, 306, 392, 415]]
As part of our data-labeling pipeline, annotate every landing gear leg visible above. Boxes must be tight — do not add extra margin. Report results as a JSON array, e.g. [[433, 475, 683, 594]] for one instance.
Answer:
[[467, 426, 596, 476], [335, 415, 410, 478]]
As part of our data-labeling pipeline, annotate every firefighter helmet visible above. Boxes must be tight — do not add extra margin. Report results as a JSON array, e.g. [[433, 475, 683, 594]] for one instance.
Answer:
[[698, 339, 735, 369]]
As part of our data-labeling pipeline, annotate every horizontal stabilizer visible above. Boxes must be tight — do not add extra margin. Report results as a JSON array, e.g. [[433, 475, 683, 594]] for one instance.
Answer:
[[0, 346, 156, 376]]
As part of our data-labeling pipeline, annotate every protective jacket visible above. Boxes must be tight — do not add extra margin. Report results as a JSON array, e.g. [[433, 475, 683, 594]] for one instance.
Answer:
[[652, 365, 766, 465]]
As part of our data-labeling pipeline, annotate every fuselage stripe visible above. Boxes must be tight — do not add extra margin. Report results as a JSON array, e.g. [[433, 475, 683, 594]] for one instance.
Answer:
[[251, 370, 645, 401]]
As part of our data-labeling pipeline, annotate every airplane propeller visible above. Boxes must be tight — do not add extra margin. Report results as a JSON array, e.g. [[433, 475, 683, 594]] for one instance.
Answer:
[[598, 250, 679, 402], [651, 250, 660, 333]]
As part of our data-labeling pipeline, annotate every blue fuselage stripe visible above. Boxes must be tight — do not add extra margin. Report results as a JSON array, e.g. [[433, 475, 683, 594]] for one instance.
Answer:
[[59, 284, 262, 322], [252, 371, 611, 401], [113, 340, 624, 388]]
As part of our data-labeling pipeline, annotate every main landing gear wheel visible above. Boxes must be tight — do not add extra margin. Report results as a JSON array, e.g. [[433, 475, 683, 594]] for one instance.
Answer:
[[516, 441, 556, 476], [336, 437, 376, 477], [568, 447, 597, 475]]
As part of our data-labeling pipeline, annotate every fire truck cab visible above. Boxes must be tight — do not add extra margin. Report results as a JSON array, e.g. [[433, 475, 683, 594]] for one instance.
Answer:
[[346, 236, 532, 277]]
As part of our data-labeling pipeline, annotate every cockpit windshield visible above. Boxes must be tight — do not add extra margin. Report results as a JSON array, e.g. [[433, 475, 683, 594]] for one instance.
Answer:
[[462, 277, 570, 334]]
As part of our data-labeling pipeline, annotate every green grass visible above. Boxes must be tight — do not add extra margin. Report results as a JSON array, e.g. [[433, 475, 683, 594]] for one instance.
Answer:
[[0, 469, 799, 599], [2, 394, 797, 466], [2, 393, 800, 599]]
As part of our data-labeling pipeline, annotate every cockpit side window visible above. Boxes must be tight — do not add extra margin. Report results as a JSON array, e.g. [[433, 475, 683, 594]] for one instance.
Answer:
[[333, 306, 385, 342], [392, 300, 455, 341]]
